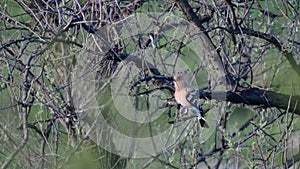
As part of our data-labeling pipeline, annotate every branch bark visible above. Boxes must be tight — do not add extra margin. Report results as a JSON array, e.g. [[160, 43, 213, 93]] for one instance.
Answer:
[[200, 87, 300, 116]]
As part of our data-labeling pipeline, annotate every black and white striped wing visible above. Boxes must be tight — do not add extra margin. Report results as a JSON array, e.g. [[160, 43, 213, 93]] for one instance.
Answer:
[[186, 90, 202, 111], [186, 90, 209, 128]]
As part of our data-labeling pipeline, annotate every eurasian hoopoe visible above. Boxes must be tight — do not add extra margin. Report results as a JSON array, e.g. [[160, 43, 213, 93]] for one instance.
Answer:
[[173, 71, 209, 128]]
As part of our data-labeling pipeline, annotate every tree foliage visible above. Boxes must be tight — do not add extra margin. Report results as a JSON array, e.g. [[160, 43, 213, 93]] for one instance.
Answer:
[[0, 0, 299, 168]]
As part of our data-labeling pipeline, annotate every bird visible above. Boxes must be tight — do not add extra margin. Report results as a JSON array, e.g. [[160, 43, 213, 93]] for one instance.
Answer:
[[173, 71, 209, 128]]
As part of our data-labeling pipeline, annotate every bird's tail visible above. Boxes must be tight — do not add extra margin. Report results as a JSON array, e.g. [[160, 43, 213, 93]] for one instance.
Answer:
[[193, 108, 209, 128], [198, 116, 209, 128]]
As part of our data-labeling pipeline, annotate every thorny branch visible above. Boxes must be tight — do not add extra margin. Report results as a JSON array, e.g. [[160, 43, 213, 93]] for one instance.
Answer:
[[0, 0, 299, 168]]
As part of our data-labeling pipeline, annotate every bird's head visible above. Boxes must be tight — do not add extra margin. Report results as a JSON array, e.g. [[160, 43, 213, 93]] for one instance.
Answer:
[[173, 70, 188, 89]]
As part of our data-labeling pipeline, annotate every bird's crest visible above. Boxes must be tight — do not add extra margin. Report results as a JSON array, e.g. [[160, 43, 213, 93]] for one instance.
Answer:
[[173, 70, 189, 81]]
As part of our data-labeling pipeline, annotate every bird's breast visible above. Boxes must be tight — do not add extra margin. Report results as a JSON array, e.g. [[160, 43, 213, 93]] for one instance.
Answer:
[[174, 90, 191, 107]]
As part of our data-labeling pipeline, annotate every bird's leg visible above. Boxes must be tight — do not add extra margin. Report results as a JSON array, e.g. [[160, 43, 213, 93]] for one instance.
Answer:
[[175, 106, 190, 123], [179, 106, 189, 115]]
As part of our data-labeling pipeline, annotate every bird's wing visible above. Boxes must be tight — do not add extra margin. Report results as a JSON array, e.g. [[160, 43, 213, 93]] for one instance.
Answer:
[[185, 89, 202, 110], [185, 89, 208, 128]]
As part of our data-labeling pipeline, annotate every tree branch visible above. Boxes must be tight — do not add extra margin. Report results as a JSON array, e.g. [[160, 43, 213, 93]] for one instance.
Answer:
[[130, 73, 300, 116], [200, 87, 300, 116], [234, 28, 300, 77], [175, 0, 234, 88]]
